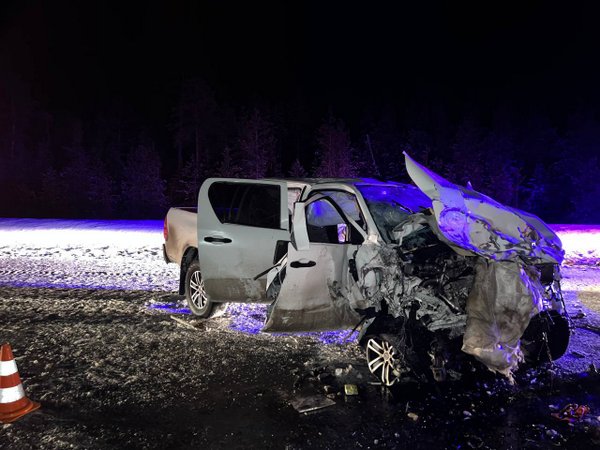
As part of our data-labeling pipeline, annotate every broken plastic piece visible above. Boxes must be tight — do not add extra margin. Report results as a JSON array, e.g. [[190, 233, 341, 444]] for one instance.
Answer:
[[344, 384, 358, 396], [551, 404, 591, 423], [290, 396, 336, 414]]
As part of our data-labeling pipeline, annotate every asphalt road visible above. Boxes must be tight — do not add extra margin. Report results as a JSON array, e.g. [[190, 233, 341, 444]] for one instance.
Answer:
[[0, 278, 599, 449]]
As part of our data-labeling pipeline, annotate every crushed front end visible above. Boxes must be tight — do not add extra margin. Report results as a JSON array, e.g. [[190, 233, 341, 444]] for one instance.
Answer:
[[264, 154, 570, 386]]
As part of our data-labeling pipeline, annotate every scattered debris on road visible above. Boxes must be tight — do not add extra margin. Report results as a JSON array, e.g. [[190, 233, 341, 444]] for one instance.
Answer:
[[290, 396, 336, 414], [552, 403, 591, 423]]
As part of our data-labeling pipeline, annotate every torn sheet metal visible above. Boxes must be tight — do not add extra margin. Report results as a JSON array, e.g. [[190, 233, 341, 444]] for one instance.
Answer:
[[404, 152, 564, 264], [350, 241, 467, 332], [390, 213, 430, 247], [331, 229, 547, 378], [320, 238, 465, 338], [462, 259, 544, 379], [349, 241, 411, 313]]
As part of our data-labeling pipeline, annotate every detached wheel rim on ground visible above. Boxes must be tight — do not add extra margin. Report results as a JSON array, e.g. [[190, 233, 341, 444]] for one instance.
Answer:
[[366, 336, 401, 386]]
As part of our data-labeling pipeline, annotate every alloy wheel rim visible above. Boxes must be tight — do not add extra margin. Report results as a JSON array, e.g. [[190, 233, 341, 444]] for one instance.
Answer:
[[366, 337, 400, 386], [189, 270, 207, 310]]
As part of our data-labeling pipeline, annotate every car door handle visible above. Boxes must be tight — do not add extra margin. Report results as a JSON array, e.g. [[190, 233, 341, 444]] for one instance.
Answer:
[[204, 236, 232, 244], [290, 260, 316, 268]]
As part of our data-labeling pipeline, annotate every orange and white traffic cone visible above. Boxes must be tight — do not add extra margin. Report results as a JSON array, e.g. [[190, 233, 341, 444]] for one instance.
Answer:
[[0, 342, 40, 423]]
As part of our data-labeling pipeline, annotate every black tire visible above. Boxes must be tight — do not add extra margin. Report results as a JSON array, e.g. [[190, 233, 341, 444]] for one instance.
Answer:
[[521, 310, 570, 364], [185, 261, 214, 318]]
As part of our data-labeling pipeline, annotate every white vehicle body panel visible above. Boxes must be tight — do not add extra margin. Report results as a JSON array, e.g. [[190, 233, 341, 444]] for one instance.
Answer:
[[264, 194, 366, 331], [263, 242, 361, 331], [164, 207, 197, 264], [197, 178, 289, 302]]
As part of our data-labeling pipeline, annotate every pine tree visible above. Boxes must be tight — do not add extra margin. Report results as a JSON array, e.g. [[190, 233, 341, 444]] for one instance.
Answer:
[[446, 118, 485, 188], [40, 167, 69, 217], [314, 116, 356, 178], [214, 146, 242, 178], [85, 160, 115, 218], [288, 158, 307, 178], [520, 163, 548, 214], [170, 156, 203, 206], [363, 109, 404, 180], [570, 156, 600, 223], [238, 108, 277, 178], [171, 78, 219, 175], [120, 141, 167, 218], [480, 132, 521, 205]]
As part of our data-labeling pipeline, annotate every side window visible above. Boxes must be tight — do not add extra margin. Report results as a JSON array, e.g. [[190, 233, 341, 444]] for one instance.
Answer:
[[236, 184, 281, 228], [208, 182, 241, 223], [309, 190, 366, 231], [208, 182, 281, 229], [305, 198, 364, 245]]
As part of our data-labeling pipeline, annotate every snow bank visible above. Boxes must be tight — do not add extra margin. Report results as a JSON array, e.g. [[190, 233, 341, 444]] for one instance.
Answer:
[[0, 219, 598, 293], [553, 224, 600, 266], [1, 218, 599, 346], [0, 218, 162, 249], [0, 218, 177, 291]]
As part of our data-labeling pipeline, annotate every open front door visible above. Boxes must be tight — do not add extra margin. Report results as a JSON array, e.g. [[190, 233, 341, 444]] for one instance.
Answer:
[[198, 178, 289, 302], [263, 194, 366, 332]]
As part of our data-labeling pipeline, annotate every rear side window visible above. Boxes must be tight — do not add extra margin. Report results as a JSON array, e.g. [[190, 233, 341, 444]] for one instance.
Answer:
[[208, 182, 281, 229]]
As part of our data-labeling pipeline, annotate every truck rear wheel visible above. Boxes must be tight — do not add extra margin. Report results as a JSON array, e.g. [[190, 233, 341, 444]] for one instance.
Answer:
[[185, 261, 214, 318]]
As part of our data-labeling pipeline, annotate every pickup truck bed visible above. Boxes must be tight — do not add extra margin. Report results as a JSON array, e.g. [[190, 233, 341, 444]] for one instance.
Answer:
[[163, 206, 197, 274]]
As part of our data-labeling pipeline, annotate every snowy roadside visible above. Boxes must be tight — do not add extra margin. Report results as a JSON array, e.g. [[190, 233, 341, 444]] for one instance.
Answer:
[[0, 217, 599, 358], [1, 218, 599, 289], [1, 217, 599, 340], [0, 218, 179, 291], [554, 224, 600, 267]]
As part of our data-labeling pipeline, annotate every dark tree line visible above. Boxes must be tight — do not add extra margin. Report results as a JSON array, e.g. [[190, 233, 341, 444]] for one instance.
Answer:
[[2, 75, 600, 223]]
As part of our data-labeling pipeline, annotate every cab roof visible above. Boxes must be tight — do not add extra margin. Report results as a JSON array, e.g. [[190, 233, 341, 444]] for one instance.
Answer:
[[264, 177, 414, 188]]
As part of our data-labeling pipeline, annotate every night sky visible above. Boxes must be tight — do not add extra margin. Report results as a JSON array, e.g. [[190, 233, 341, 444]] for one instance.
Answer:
[[2, 1, 600, 221], [2, 1, 598, 128]]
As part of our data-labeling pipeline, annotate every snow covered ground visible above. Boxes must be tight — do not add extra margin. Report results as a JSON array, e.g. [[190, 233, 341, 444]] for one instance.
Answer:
[[1, 218, 599, 449], [1, 217, 599, 337], [0, 218, 178, 291], [1, 218, 598, 291], [554, 224, 600, 266], [0, 218, 357, 344]]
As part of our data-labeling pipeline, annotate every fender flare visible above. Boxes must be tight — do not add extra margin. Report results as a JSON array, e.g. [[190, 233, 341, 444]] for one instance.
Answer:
[[179, 247, 198, 295]]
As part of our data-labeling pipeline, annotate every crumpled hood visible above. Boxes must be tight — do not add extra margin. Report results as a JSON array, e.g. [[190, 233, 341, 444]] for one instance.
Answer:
[[404, 153, 564, 265]]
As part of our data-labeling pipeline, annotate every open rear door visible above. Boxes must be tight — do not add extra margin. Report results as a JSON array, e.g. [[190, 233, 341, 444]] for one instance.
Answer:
[[198, 178, 289, 302], [264, 194, 366, 332]]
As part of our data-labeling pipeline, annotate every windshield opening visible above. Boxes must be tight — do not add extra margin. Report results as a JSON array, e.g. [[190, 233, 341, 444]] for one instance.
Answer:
[[357, 185, 431, 243]]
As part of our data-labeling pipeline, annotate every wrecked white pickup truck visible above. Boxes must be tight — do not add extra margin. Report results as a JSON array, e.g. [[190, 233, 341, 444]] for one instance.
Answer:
[[165, 154, 570, 386]]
